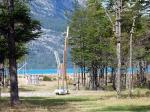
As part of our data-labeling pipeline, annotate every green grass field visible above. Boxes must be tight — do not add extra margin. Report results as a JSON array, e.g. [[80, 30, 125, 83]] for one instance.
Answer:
[[1, 88, 150, 112]]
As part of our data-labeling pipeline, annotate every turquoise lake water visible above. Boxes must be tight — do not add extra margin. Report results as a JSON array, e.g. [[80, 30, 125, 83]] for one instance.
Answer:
[[17, 68, 75, 75], [17, 66, 150, 75]]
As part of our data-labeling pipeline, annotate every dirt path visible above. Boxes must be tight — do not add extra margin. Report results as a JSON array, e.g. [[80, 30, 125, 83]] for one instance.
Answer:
[[1, 91, 54, 97]]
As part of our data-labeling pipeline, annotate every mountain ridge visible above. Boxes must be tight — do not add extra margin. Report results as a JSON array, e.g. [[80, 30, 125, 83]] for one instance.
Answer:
[[26, 0, 86, 69]]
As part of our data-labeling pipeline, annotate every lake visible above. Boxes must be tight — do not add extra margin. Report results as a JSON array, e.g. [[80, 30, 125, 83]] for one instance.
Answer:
[[17, 66, 150, 75]]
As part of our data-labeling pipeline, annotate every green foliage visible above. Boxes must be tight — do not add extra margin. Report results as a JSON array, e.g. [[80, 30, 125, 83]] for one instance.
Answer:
[[145, 91, 150, 97], [69, 0, 115, 70], [0, 0, 41, 61], [105, 0, 150, 64], [69, 0, 150, 90], [122, 1, 150, 62], [43, 76, 53, 81]]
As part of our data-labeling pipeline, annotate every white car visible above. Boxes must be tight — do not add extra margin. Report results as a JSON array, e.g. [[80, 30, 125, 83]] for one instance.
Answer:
[[54, 88, 68, 95]]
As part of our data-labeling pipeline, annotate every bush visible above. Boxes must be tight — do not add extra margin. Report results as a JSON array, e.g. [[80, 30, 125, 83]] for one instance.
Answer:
[[135, 89, 141, 97], [43, 76, 52, 81], [145, 91, 150, 97], [53, 77, 57, 81]]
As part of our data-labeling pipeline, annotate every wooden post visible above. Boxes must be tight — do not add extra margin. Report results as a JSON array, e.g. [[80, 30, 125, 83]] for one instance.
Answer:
[[57, 64, 60, 89], [63, 26, 69, 92]]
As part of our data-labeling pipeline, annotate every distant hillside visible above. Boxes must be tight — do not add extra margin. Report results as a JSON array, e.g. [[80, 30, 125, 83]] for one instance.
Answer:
[[25, 0, 85, 69]]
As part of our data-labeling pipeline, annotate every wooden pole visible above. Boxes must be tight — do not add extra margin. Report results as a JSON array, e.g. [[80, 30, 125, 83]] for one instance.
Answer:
[[61, 63, 64, 89], [63, 26, 69, 92], [57, 64, 60, 89]]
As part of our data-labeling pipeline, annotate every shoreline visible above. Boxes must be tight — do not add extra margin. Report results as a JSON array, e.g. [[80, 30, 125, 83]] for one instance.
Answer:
[[18, 73, 74, 76]]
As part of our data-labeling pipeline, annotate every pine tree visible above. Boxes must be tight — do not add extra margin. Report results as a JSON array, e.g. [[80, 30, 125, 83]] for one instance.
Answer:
[[69, 0, 114, 90], [0, 0, 41, 105]]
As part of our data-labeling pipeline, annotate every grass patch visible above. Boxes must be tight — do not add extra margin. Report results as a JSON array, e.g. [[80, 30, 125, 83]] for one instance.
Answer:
[[22, 97, 89, 106], [1, 94, 150, 112], [100, 105, 150, 112], [0, 96, 88, 112], [1, 86, 150, 112]]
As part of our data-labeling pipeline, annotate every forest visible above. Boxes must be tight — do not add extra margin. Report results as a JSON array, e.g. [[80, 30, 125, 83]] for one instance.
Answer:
[[0, 0, 150, 111], [69, 0, 150, 97]]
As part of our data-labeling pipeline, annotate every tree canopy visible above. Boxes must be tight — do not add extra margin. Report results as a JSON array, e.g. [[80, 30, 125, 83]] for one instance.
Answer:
[[0, 0, 41, 61]]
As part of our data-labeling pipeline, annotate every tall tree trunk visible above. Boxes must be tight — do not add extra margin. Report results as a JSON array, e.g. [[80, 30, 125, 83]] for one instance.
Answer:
[[90, 61, 98, 90], [105, 67, 108, 86], [140, 60, 146, 86], [112, 68, 116, 90], [81, 66, 84, 85], [100, 67, 104, 86], [137, 61, 140, 86], [102, 68, 105, 86], [128, 16, 136, 97], [92, 68, 95, 90], [77, 71, 80, 90], [7, 0, 19, 105], [83, 65, 86, 86], [92, 66, 97, 90], [98, 68, 101, 87], [115, 0, 122, 97], [94, 68, 98, 90]]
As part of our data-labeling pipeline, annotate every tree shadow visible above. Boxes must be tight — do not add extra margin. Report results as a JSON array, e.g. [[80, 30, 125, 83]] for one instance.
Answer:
[[19, 97, 89, 111], [22, 97, 88, 106], [0, 98, 8, 103], [0, 97, 89, 111]]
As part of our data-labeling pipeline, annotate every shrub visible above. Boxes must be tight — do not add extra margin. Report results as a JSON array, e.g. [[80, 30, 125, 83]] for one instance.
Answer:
[[145, 91, 150, 97], [53, 77, 57, 81], [136, 89, 141, 97], [43, 76, 52, 81]]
